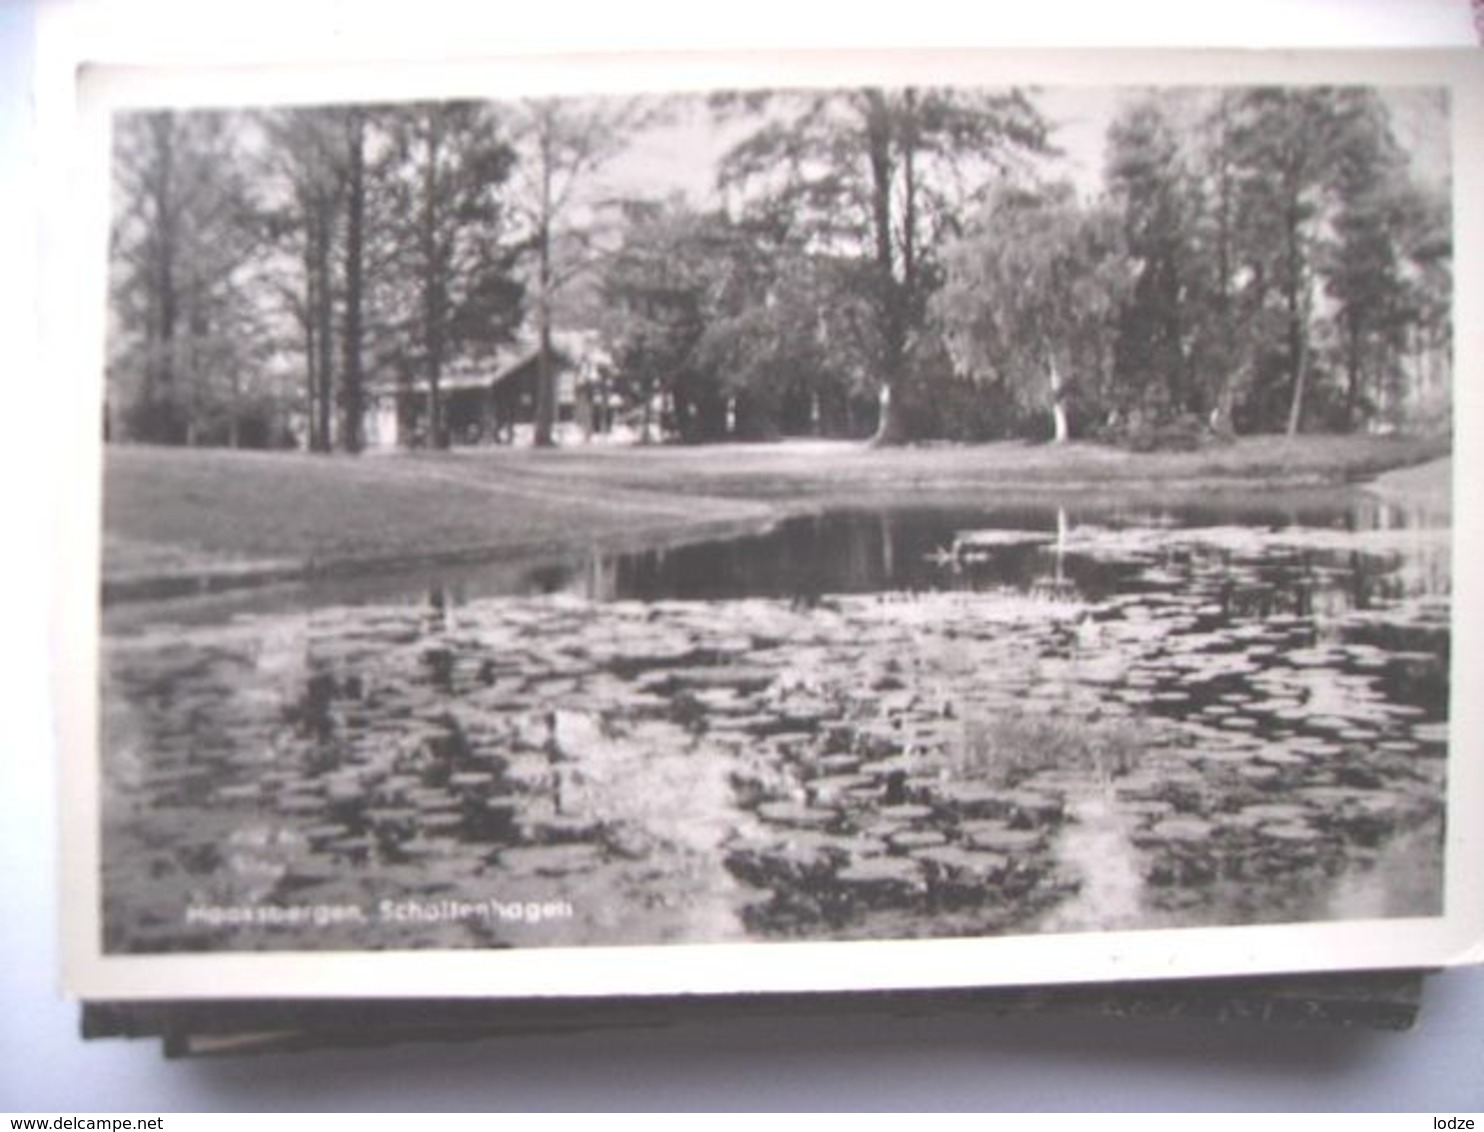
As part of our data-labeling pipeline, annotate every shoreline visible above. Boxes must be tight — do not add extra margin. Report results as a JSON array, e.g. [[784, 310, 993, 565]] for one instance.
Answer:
[[1364, 455, 1451, 516], [102, 436, 1452, 606]]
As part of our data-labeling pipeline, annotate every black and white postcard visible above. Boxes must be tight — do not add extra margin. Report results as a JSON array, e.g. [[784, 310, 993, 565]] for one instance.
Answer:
[[52, 46, 1484, 1000]]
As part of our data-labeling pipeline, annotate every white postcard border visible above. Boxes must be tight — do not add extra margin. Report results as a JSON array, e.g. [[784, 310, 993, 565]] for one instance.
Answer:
[[49, 43, 1484, 1001]]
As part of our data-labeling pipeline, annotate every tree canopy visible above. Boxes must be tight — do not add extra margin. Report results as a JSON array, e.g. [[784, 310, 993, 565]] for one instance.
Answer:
[[937, 184, 1129, 442], [714, 86, 1051, 443], [106, 83, 1452, 453]]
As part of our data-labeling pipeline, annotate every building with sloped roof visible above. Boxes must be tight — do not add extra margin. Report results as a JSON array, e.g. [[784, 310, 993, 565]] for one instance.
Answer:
[[364, 331, 615, 449]]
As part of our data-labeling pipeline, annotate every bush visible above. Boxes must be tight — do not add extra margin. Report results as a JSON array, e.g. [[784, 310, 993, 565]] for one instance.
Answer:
[[1114, 413, 1219, 453]]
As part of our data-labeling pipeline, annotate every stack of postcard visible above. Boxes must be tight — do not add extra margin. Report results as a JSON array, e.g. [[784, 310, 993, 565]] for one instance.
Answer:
[[52, 46, 1483, 1053]]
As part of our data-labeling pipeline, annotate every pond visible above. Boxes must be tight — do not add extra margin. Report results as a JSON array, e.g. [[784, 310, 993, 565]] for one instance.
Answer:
[[100, 489, 1451, 953]]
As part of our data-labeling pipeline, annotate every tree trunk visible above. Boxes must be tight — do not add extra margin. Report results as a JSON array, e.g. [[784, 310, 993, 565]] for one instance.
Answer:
[[1344, 319, 1363, 431], [228, 352, 241, 449], [1282, 196, 1310, 437], [871, 383, 910, 446], [147, 113, 179, 444], [534, 315, 555, 446], [1284, 240, 1312, 437], [1209, 376, 1237, 438], [312, 193, 335, 453], [1286, 325, 1311, 437], [1163, 259, 1189, 415], [302, 235, 319, 451], [341, 109, 366, 454], [533, 115, 558, 448], [420, 114, 447, 449], [1205, 96, 1241, 439], [1049, 355, 1069, 443], [901, 88, 918, 297], [865, 90, 909, 448]]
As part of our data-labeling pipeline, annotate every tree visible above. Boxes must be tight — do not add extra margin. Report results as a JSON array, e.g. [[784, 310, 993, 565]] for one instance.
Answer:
[[381, 101, 525, 448], [1221, 87, 1364, 435], [509, 97, 659, 447], [110, 109, 274, 446], [1319, 93, 1427, 430], [1104, 95, 1200, 424], [1184, 90, 1246, 436], [259, 105, 381, 454], [340, 107, 369, 453], [936, 184, 1129, 442], [259, 106, 350, 452], [1390, 179, 1452, 429], [1199, 85, 1450, 437], [697, 249, 872, 439], [598, 201, 720, 442], [715, 86, 1049, 444], [599, 197, 879, 443]]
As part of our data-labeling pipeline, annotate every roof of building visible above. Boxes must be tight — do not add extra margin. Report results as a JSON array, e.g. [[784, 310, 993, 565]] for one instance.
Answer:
[[365, 330, 607, 398]]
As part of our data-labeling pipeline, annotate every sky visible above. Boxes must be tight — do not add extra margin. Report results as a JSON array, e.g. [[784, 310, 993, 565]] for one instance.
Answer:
[[600, 89, 1113, 208], [600, 84, 1450, 211]]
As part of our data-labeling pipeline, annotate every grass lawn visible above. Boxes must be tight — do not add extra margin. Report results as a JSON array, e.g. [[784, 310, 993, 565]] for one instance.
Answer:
[[102, 432, 1449, 597]]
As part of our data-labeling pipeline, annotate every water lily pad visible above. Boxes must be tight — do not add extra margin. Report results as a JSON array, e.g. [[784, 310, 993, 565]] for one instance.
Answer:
[[276, 793, 325, 816], [1260, 822, 1320, 842], [302, 823, 347, 845], [421, 809, 465, 832], [814, 754, 863, 774], [888, 829, 948, 852], [1147, 816, 1214, 842], [494, 843, 606, 878], [523, 814, 604, 845], [1236, 803, 1312, 825], [757, 800, 836, 829], [1412, 722, 1449, 744], [1002, 790, 1064, 827], [857, 755, 919, 778], [877, 803, 934, 823], [1254, 748, 1308, 767], [449, 772, 496, 791], [1119, 799, 1176, 822], [915, 846, 1009, 883], [1378, 740, 1420, 754], [833, 856, 926, 893], [807, 777, 872, 801], [960, 821, 1046, 853], [324, 835, 374, 857], [935, 782, 1009, 820], [1237, 764, 1282, 784]]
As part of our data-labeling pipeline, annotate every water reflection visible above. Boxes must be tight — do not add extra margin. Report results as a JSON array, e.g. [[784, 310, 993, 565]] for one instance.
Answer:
[[101, 489, 1451, 953]]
